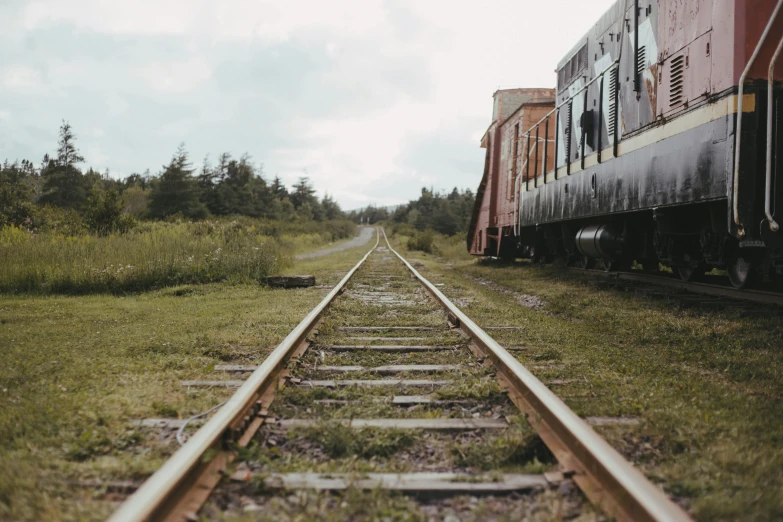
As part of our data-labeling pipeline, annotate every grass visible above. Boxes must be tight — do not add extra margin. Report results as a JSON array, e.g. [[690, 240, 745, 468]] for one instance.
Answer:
[[392, 232, 783, 521], [301, 423, 415, 459], [0, 231, 374, 522], [0, 219, 357, 294]]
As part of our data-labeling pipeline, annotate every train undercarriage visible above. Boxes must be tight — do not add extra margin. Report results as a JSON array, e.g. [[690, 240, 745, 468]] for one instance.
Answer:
[[503, 201, 782, 289]]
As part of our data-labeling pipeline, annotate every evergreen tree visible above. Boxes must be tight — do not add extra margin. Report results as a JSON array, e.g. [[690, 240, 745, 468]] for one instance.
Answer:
[[271, 176, 289, 200], [148, 144, 208, 219], [39, 121, 90, 210], [56, 120, 85, 168]]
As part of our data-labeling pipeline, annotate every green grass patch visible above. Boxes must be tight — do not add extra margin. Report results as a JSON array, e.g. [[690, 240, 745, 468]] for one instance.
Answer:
[[0, 234, 375, 521], [394, 235, 783, 521]]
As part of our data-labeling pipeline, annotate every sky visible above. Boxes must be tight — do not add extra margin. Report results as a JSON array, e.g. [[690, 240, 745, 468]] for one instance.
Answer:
[[0, 0, 616, 209]]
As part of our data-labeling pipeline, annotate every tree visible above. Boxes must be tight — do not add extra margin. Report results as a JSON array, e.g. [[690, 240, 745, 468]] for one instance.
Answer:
[[271, 176, 288, 200], [84, 187, 135, 235], [290, 177, 317, 209], [0, 161, 36, 228], [321, 194, 343, 220], [148, 144, 208, 219], [56, 120, 85, 168], [38, 121, 91, 210], [121, 186, 150, 217]]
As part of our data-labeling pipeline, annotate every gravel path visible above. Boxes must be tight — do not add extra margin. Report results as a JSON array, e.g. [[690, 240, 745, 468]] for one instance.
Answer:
[[294, 227, 375, 260]]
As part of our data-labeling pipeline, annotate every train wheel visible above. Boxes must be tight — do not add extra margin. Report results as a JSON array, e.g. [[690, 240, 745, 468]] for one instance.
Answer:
[[727, 253, 758, 289], [676, 264, 705, 282], [580, 255, 595, 269]]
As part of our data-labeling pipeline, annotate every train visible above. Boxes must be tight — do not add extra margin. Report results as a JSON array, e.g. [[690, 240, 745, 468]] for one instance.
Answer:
[[467, 0, 783, 289]]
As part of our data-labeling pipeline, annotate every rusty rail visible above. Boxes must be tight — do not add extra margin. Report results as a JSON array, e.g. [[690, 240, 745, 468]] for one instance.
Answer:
[[382, 229, 692, 522], [108, 229, 379, 522]]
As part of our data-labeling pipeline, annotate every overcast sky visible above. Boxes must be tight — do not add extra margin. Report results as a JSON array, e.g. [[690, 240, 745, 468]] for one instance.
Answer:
[[0, 0, 615, 209]]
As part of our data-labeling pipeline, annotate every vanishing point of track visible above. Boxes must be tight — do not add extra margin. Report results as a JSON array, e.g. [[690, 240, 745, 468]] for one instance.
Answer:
[[109, 229, 692, 522]]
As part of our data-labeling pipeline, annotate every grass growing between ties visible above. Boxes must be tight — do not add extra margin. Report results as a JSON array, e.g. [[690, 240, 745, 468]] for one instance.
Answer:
[[0, 230, 374, 522], [392, 232, 783, 522]]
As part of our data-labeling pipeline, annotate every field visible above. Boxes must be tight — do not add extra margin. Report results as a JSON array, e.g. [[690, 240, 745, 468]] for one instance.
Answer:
[[0, 222, 369, 521], [2, 223, 782, 521]]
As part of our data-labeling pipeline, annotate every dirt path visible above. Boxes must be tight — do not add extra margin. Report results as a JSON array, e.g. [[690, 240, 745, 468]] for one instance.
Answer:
[[294, 226, 375, 260]]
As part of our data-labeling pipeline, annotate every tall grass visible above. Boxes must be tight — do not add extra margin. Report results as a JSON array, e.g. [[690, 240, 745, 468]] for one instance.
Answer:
[[0, 218, 358, 295], [0, 222, 259, 294]]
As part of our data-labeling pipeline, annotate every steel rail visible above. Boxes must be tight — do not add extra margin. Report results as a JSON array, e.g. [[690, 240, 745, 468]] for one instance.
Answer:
[[108, 229, 380, 522], [382, 229, 692, 522], [570, 267, 783, 306]]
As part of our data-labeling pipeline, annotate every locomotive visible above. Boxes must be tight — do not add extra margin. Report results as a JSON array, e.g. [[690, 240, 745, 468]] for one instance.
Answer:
[[467, 0, 783, 288]]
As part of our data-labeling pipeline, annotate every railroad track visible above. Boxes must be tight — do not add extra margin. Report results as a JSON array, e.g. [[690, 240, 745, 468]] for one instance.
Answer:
[[110, 229, 691, 521], [566, 267, 783, 309]]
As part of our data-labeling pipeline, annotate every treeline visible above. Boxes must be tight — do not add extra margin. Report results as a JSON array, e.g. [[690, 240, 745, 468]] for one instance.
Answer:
[[350, 187, 475, 236], [0, 121, 345, 235]]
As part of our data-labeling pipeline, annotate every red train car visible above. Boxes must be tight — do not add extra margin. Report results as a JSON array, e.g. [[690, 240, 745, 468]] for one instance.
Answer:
[[468, 0, 783, 288], [468, 89, 556, 257]]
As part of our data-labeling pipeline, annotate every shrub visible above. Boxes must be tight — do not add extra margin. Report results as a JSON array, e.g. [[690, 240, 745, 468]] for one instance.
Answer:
[[84, 188, 136, 235], [406, 230, 437, 254]]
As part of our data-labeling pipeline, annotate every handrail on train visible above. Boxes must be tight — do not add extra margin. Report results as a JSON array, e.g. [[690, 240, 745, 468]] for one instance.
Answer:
[[513, 0, 630, 235], [766, 23, 783, 233], [733, 0, 783, 236]]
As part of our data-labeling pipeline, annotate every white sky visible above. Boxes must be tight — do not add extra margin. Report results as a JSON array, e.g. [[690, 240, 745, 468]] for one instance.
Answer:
[[0, 0, 616, 209]]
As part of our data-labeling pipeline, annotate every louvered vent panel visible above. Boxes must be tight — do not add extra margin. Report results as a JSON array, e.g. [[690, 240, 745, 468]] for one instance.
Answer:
[[636, 46, 646, 76], [607, 68, 618, 136], [669, 55, 686, 107]]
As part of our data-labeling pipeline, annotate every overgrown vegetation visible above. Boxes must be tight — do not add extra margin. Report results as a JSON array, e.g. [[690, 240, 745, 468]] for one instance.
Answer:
[[0, 219, 355, 294], [302, 424, 415, 459]]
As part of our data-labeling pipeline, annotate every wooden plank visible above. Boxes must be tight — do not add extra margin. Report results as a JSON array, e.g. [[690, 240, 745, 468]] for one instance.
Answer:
[[241, 472, 549, 493], [585, 417, 640, 427], [263, 275, 315, 288], [312, 364, 460, 374], [272, 418, 507, 430], [392, 395, 433, 405], [346, 336, 429, 341], [297, 379, 451, 388], [180, 380, 244, 387], [338, 326, 440, 331], [320, 345, 456, 352], [311, 396, 472, 406]]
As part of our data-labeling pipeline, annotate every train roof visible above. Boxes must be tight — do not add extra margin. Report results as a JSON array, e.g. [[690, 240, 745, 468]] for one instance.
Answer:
[[555, 0, 623, 71]]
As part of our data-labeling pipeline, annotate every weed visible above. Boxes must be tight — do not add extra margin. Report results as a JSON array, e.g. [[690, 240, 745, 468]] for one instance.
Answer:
[[450, 428, 556, 472], [302, 423, 415, 459]]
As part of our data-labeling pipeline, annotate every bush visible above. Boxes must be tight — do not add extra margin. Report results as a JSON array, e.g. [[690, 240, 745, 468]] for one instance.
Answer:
[[84, 189, 136, 235], [406, 230, 437, 254]]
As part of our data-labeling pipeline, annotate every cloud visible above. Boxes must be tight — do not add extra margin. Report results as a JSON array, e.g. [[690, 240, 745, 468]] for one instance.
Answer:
[[1, 0, 617, 209]]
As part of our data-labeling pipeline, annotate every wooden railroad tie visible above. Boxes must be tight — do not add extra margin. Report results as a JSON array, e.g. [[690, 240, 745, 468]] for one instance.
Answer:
[[214, 364, 461, 374], [263, 275, 316, 289], [269, 418, 508, 430], [230, 472, 556, 494]]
